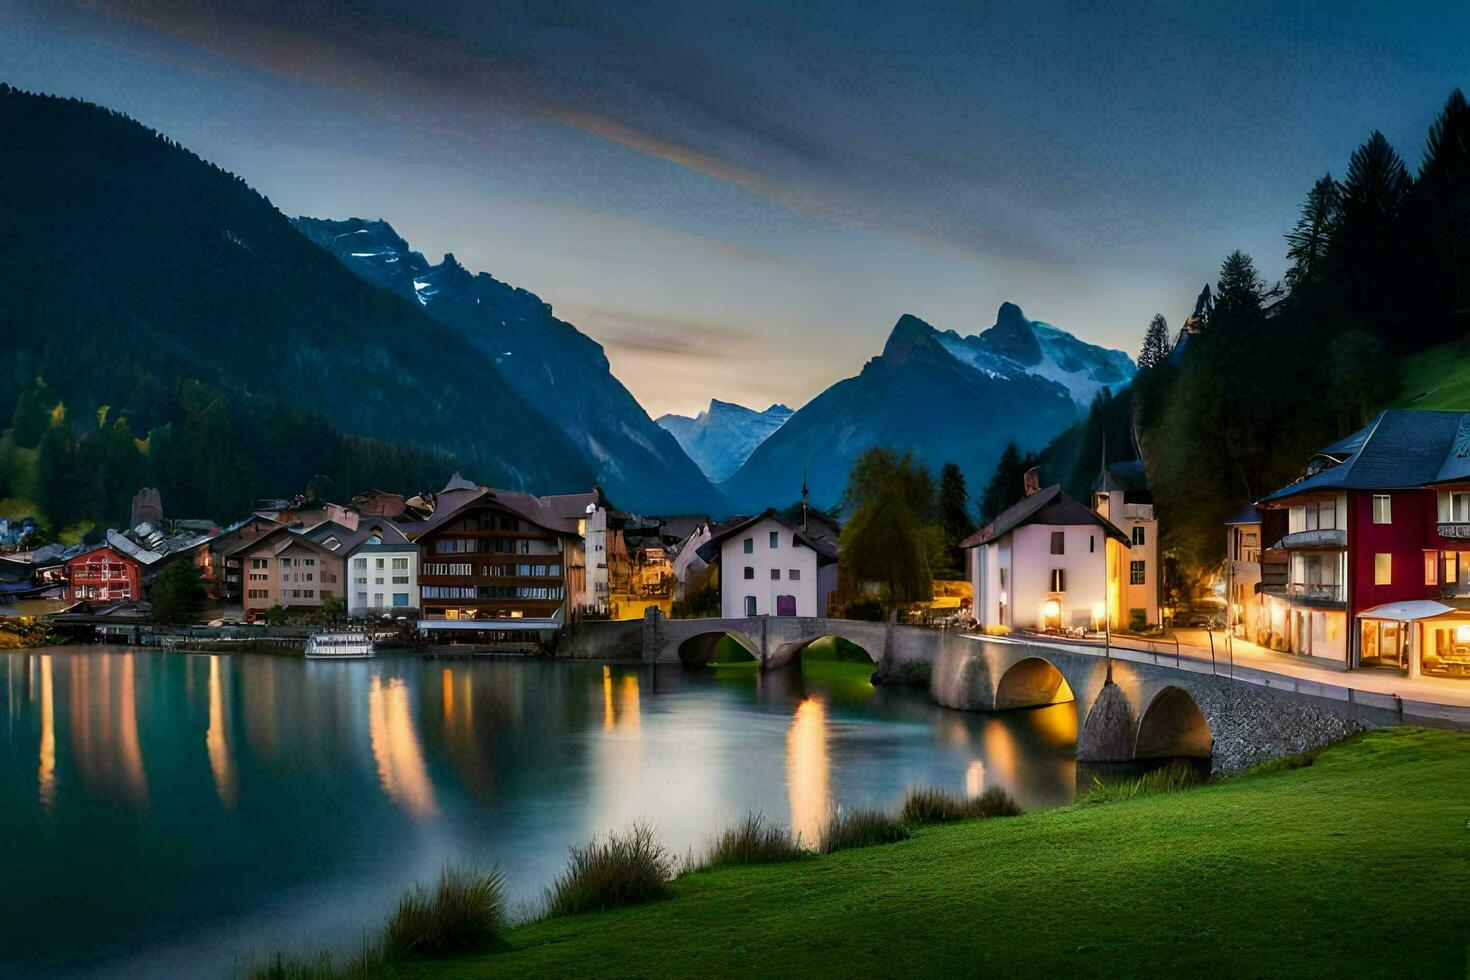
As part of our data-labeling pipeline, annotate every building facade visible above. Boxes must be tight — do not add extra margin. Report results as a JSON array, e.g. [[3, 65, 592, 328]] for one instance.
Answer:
[[697, 510, 837, 618], [1091, 461, 1161, 629], [65, 544, 143, 603], [227, 528, 345, 621], [1224, 505, 1264, 640], [340, 524, 418, 617]]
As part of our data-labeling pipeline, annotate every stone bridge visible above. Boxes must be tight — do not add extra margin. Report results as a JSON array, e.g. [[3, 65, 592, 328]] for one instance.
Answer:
[[643, 613, 894, 669]]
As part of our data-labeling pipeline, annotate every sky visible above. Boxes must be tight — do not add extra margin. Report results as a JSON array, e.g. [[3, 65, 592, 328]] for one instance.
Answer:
[[5, 1, 1470, 418]]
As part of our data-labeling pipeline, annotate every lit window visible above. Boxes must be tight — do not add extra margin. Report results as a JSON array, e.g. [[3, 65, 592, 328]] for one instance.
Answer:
[[1374, 553, 1392, 585], [1426, 553, 1439, 586], [1372, 495, 1392, 524]]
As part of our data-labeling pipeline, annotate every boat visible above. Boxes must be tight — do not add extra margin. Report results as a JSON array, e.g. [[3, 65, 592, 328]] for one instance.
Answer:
[[305, 630, 375, 659]]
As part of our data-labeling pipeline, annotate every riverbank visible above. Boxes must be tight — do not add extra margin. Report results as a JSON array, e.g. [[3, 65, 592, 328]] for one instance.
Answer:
[[361, 727, 1467, 978]]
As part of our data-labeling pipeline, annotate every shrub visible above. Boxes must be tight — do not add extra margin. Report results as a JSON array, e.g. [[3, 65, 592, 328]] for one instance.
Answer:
[[381, 865, 506, 958], [818, 808, 910, 853], [1077, 761, 1203, 805], [546, 823, 675, 916], [842, 595, 886, 622], [700, 812, 808, 869], [900, 786, 1022, 825], [896, 660, 932, 689]]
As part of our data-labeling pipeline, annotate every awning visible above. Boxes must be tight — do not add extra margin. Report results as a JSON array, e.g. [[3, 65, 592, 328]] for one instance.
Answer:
[[416, 617, 561, 632], [1356, 600, 1459, 621]]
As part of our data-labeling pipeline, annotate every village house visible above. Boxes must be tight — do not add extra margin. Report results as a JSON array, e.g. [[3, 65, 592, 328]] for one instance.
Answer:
[[963, 478, 1133, 633], [695, 509, 838, 618], [1091, 460, 1161, 629], [64, 542, 143, 603], [226, 526, 345, 621], [312, 521, 419, 617], [1255, 408, 1470, 679], [413, 480, 609, 650], [1224, 505, 1264, 640]]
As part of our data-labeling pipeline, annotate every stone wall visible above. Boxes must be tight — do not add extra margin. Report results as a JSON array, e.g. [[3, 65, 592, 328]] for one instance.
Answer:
[[554, 619, 644, 661]]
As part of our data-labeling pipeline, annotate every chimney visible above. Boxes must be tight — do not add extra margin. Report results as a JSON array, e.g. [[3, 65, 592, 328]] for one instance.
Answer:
[[1022, 467, 1041, 497]]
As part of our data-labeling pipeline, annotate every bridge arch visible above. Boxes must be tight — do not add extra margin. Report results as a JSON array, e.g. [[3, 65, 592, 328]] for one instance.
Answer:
[[1134, 686, 1213, 759], [676, 630, 760, 668], [994, 657, 1075, 710]]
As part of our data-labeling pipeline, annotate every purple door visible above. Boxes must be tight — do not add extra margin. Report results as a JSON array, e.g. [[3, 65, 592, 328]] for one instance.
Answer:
[[776, 594, 796, 617]]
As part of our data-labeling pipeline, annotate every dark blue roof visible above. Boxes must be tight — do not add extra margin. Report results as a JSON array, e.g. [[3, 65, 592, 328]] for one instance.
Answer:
[[1224, 504, 1260, 526], [1260, 410, 1470, 503]]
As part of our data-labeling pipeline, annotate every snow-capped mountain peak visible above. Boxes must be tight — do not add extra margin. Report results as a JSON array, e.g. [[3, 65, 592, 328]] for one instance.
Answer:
[[656, 400, 794, 484]]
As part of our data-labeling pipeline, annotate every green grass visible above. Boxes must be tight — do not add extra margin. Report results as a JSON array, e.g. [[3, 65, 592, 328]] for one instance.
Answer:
[[899, 785, 1023, 824], [381, 866, 506, 958], [816, 807, 910, 853], [380, 728, 1470, 978], [1396, 339, 1470, 409], [1076, 760, 1203, 805], [699, 812, 809, 869], [544, 823, 675, 916]]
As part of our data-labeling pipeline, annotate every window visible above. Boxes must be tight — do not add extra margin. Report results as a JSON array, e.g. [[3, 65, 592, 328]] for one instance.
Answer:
[[1050, 531, 1065, 555], [353, 557, 367, 569], [744, 566, 755, 580], [375, 558, 385, 569], [280, 558, 292, 567], [1089, 535, 1095, 554], [357, 592, 368, 606], [771, 568, 781, 580], [789, 569, 800, 581], [251, 558, 267, 569], [1426, 553, 1439, 586], [743, 537, 754, 554], [1448, 492, 1470, 522], [1372, 495, 1392, 524], [304, 558, 315, 566], [355, 576, 367, 585], [392, 576, 409, 585], [744, 596, 757, 616], [1050, 568, 1066, 592], [769, 531, 779, 548], [1375, 553, 1392, 585], [392, 557, 409, 570], [998, 568, 1006, 587], [393, 593, 409, 607], [1132, 525, 1146, 547], [1130, 560, 1146, 585]]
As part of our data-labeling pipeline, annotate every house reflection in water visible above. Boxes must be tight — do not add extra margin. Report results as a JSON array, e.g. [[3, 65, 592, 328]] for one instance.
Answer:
[[69, 653, 149, 810], [207, 656, 238, 810], [601, 666, 642, 732], [368, 675, 437, 818], [785, 697, 830, 847]]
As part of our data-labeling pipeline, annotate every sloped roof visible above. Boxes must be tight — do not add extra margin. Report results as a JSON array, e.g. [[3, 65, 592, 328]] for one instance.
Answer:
[[1092, 459, 1150, 494], [416, 487, 603, 539], [1260, 409, 1470, 503], [1224, 504, 1261, 526], [961, 485, 1130, 548], [694, 509, 839, 565]]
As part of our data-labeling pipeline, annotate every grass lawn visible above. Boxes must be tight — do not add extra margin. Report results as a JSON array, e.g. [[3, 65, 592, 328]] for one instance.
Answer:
[[387, 728, 1468, 978]]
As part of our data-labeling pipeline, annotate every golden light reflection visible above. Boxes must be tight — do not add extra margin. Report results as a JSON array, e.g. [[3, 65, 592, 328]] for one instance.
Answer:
[[368, 675, 437, 818], [982, 716, 1020, 788], [785, 697, 830, 848], [441, 668, 455, 723], [965, 759, 985, 799], [117, 654, 149, 809], [1031, 702, 1080, 749], [38, 654, 55, 814], [619, 675, 641, 732], [206, 656, 238, 809], [602, 665, 615, 732]]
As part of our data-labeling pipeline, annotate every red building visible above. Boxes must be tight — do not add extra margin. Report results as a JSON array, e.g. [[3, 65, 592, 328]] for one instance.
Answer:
[[1256, 410, 1470, 680], [65, 543, 144, 603]]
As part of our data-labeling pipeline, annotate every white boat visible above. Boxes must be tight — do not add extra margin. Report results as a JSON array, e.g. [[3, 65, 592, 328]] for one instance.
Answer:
[[305, 631, 375, 659]]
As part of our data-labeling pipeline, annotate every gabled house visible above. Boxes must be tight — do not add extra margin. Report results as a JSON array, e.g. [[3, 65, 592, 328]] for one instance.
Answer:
[[695, 509, 838, 618], [1091, 460, 1161, 629], [64, 543, 144, 603], [1256, 408, 1470, 678], [1224, 505, 1264, 640], [962, 483, 1132, 632], [302, 520, 418, 617], [226, 526, 345, 621]]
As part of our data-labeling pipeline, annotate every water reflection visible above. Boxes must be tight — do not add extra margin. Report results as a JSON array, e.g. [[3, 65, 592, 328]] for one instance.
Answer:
[[38, 654, 55, 814], [965, 759, 985, 798], [786, 697, 830, 846], [69, 653, 149, 809], [367, 675, 436, 818], [207, 656, 238, 810]]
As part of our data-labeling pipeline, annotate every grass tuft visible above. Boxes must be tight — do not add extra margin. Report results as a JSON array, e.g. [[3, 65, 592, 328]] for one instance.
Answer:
[[546, 822, 675, 916], [900, 785, 1023, 824], [381, 865, 507, 959], [818, 807, 910, 853], [238, 940, 381, 980], [1077, 761, 1203, 805], [700, 812, 809, 869]]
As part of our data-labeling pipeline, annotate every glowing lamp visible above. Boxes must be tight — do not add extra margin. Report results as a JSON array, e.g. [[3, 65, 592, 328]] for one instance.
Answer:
[[1043, 600, 1061, 620], [1455, 625, 1470, 643], [1091, 601, 1106, 624]]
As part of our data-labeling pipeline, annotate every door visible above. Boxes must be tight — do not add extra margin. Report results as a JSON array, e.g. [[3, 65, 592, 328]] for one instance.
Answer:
[[776, 594, 796, 617]]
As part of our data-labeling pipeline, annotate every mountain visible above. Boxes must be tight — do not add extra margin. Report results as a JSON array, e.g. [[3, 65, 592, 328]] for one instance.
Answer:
[[655, 400, 793, 483], [0, 85, 594, 524], [719, 306, 1133, 511], [294, 217, 728, 515]]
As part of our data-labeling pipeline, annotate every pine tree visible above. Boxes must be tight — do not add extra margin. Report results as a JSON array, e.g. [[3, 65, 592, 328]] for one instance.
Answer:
[[1137, 314, 1172, 369], [937, 462, 974, 546], [979, 443, 1038, 523], [1285, 174, 1340, 288]]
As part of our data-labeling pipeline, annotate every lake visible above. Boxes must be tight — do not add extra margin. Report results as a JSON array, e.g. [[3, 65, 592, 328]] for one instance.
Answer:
[[0, 646, 1078, 977]]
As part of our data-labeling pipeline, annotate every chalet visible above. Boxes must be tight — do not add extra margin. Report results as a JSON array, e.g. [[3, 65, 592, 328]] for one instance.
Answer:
[[214, 515, 288, 601], [65, 543, 144, 603], [226, 527, 345, 621], [963, 482, 1132, 632], [413, 480, 609, 649], [695, 509, 838, 618], [1256, 408, 1470, 679]]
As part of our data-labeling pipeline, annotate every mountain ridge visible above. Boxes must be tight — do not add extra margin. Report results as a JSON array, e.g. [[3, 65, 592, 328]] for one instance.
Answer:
[[656, 400, 794, 484]]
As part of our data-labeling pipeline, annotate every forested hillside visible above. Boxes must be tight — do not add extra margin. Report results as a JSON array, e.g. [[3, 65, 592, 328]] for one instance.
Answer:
[[1009, 88, 1470, 595], [0, 85, 593, 532]]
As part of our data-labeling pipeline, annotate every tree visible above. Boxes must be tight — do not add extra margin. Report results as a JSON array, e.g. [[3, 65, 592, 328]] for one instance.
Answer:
[[838, 447, 935, 609], [1136, 314, 1172, 370], [150, 560, 206, 624], [937, 462, 973, 546], [1285, 174, 1340, 288], [979, 443, 1037, 523]]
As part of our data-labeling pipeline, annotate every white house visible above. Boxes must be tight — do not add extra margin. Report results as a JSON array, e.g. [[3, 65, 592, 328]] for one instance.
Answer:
[[670, 519, 713, 599], [697, 510, 838, 618], [310, 521, 419, 617], [963, 483, 1132, 632]]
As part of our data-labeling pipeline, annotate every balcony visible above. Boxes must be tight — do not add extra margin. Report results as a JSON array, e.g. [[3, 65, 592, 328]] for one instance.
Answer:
[[1280, 528, 1347, 550], [1122, 503, 1154, 521], [1437, 522, 1470, 540], [1284, 581, 1346, 606]]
